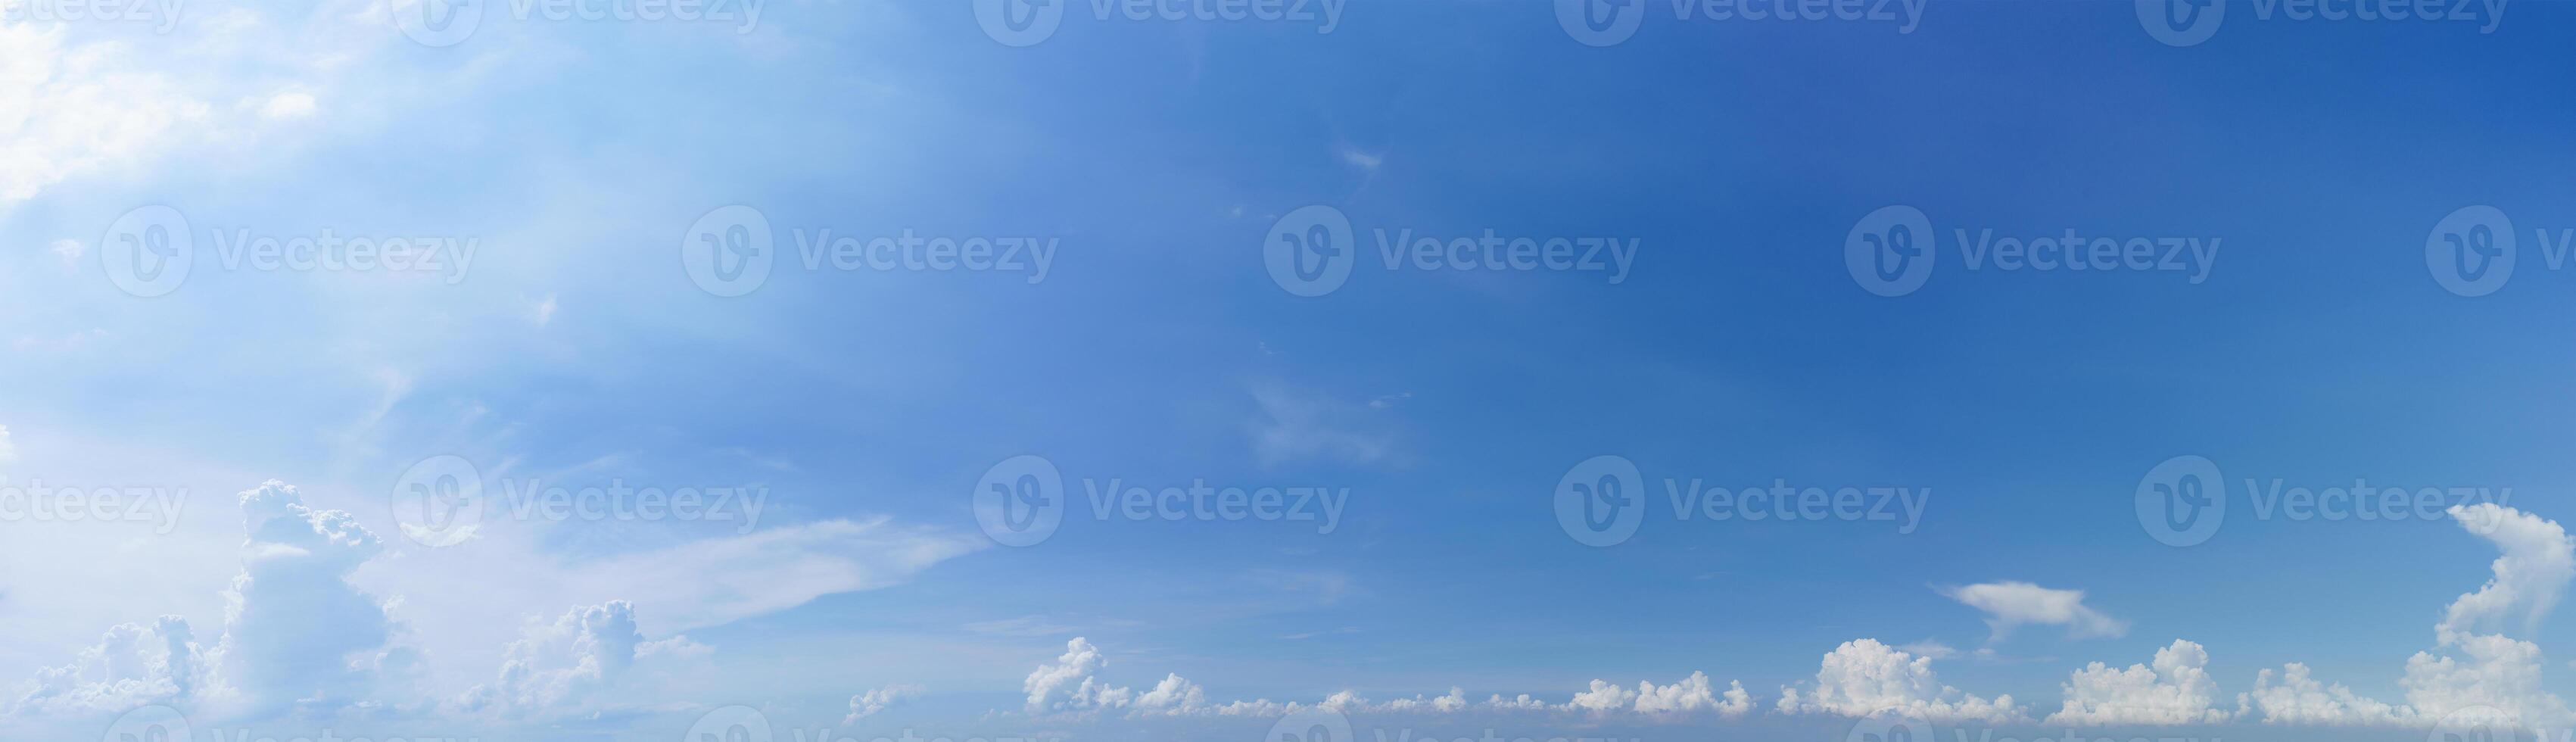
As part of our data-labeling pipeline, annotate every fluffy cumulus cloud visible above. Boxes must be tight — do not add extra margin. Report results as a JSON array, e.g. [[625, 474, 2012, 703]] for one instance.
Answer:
[[10, 481, 415, 718], [1777, 639, 2025, 722], [2241, 504, 2576, 729], [454, 600, 703, 718], [2048, 640, 2232, 725], [847, 684, 923, 723], [214, 481, 422, 716], [1941, 582, 2128, 642], [13, 616, 198, 715], [1017, 638, 1750, 721]]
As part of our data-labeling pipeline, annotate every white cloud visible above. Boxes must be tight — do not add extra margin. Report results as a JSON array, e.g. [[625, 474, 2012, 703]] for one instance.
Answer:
[[1777, 638, 2026, 722], [46, 239, 83, 267], [259, 92, 316, 120], [2241, 504, 2576, 729], [453, 600, 697, 718], [210, 480, 419, 717], [846, 684, 922, 724], [1940, 582, 2128, 642], [2047, 640, 2232, 725], [0, 424, 14, 466]]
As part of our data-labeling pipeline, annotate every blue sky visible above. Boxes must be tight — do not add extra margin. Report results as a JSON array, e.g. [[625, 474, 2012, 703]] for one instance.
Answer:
[[5, 1, 2576, 740]]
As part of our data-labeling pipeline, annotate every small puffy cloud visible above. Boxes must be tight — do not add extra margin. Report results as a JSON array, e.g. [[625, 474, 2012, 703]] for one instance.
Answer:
[[846, 684, 923, 724], [2047, 640, 2232, 725], [215, 480, 416, 716], [0, 423, 14, 465], [2242, 662, 2412, 726], [1941, 582, 2128, 641], [48, 240, 83, 267], [1777, 638, 2026, 722], [1023, 637, 1111, 714]]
